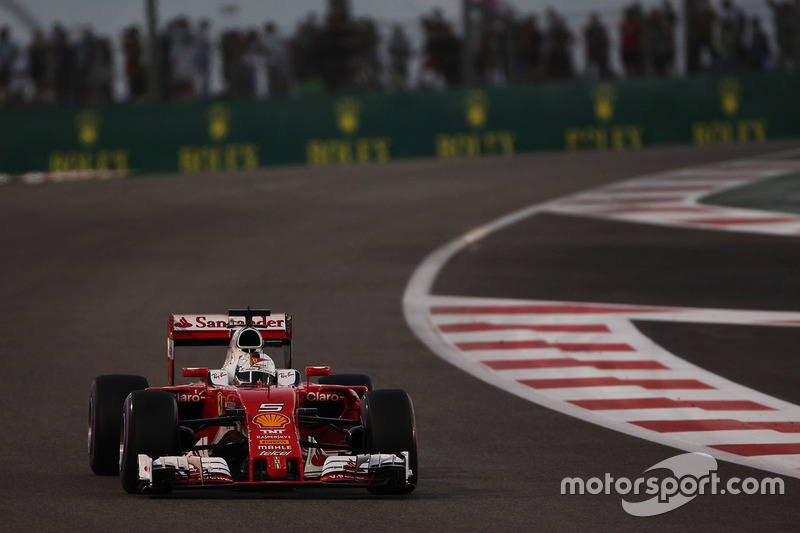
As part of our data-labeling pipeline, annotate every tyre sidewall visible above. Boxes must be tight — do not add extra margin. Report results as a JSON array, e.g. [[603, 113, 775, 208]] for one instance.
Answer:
[[89, 374, 148, 475], [361, 389, 418, 493], [120, 390, 179, 494]]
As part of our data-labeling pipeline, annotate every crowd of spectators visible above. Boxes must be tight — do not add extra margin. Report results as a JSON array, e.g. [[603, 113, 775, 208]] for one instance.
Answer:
[[0, 25, 114, 106], [0, 0, 796, 106], [685, 0, 782, 72], [462, 0, 792, 84]]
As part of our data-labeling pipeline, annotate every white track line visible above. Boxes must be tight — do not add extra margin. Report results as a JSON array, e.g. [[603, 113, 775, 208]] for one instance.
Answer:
[[404, 150, 800, 479]]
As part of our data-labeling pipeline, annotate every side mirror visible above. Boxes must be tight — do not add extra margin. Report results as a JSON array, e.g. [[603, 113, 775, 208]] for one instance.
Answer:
[[305, 366, 331, 379], [182, 367, 210, 379]]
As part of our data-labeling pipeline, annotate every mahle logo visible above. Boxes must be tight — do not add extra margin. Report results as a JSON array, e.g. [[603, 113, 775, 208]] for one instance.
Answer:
[[75, 110, 102, 146], [591, 84, 616, 122], [562, 452, 784, 516], [335, 97, 361, 134], [719, 77, 742, 116], [464, 90, 489, 128]]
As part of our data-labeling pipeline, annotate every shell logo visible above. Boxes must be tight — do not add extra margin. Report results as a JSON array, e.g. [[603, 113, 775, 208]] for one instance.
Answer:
[[253, 413, 289, 429]]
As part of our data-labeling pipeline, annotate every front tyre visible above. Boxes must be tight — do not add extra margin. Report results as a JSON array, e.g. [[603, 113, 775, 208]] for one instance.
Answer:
[[119, 390, 179, 494], [88, 374, 149, 475], [361, 389, 418, 495]]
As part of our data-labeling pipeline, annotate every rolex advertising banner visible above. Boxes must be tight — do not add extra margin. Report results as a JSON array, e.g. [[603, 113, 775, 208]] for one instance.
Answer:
[[0, 71, 797, 176]]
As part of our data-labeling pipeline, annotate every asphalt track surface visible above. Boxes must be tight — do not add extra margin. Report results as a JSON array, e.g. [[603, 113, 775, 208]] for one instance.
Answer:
[[2, 141, 800, 532]]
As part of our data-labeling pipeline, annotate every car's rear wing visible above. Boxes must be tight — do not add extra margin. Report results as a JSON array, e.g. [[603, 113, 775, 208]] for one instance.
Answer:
[[167, 309, 292, 385]]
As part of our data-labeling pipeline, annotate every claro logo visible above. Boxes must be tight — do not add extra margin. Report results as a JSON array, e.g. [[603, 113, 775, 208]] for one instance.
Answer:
[[174, 392, 204, 403], [307, 391, 344, 402]]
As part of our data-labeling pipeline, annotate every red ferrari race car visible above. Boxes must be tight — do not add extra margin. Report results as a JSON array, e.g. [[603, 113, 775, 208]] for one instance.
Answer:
[[88, 308, 417, 495]]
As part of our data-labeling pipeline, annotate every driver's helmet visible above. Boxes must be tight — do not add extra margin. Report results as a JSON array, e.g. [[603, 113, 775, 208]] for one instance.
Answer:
[[234, 351, 276, 387]]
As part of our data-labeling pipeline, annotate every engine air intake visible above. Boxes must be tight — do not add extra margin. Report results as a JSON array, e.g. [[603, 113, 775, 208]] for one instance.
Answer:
[[236, 328, 263, 350]]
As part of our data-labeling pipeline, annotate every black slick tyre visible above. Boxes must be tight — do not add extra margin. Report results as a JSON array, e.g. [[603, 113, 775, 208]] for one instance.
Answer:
[[88, 374, 149, 475], [119, 390, 179, 494], [360, 389, 418, 494]]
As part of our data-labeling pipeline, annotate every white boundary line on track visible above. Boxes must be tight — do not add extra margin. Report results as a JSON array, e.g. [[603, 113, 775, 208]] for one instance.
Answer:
[[403, 148, 800, 479]]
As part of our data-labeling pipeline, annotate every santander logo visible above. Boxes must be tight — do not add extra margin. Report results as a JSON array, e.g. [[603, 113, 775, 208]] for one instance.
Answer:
[[174, 315, 285, 330]]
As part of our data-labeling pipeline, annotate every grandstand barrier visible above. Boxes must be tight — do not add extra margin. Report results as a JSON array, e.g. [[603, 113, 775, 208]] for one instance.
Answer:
[[0, 71, 797, 176]]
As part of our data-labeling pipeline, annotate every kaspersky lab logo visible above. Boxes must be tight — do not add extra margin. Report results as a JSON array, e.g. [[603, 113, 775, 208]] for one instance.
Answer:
[[561, 452, 784, 516]]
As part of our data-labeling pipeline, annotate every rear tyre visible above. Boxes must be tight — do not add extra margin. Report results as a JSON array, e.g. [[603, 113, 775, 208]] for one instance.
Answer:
[[119, 390, 179, 494], [88, 374, 149, 475], [361, 389, 418, 495], [318, 373, 373, 397]]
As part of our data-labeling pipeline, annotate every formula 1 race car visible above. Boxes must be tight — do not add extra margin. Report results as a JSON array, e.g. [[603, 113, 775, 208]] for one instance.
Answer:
[[88, 308, 417, 495]]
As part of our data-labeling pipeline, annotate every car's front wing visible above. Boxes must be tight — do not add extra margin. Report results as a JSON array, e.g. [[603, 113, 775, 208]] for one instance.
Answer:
[[136, 452, 412, 492]]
